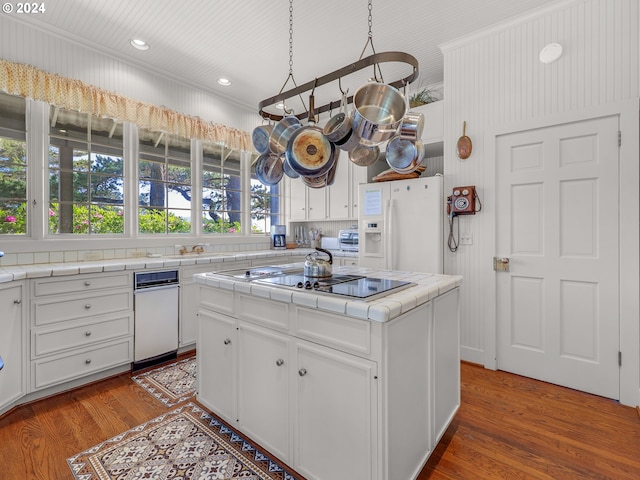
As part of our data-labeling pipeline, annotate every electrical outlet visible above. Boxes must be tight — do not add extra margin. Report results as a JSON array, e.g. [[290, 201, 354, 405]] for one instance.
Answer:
[[460, 233, 473, 245]]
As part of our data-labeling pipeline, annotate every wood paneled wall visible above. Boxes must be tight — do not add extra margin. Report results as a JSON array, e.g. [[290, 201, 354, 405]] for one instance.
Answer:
[[440, 0, 639, 364]]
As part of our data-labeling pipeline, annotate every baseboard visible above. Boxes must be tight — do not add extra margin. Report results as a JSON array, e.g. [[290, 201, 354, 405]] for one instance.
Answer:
[[460, 346, 485, 366]]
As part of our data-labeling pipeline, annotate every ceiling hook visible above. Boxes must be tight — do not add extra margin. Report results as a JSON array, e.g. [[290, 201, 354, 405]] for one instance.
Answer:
[[338, 77, 348, 96]]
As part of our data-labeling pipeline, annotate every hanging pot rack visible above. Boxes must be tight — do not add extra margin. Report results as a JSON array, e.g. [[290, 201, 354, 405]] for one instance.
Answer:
[[258, 51, 419, 122]]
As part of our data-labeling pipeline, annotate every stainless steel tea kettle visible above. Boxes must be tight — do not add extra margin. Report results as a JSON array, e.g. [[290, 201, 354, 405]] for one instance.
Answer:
[[304, 247, 333, 278]]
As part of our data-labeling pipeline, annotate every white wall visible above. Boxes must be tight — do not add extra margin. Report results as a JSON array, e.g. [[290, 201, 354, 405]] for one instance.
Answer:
[[440, 0, 639, 404], [0, 16, 259, 132]]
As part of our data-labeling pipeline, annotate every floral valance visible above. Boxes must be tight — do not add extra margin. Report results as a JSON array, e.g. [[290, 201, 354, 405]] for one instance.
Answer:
[[0, 59, 253, 151]]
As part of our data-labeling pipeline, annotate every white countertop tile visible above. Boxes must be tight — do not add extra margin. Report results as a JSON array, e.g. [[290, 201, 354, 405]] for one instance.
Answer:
[[317, 295, 348, 314]]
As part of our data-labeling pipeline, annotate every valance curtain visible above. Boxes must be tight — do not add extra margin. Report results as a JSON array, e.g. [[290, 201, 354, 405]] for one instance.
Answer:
[[0, 59, 253, 151]]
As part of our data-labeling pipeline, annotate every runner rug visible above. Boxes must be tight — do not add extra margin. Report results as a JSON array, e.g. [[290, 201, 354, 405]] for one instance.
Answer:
[[132, 356, 196, 407], [67, 402, 301, 480]]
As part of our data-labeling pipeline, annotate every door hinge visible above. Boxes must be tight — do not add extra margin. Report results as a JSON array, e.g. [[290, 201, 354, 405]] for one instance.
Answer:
[[618, 131, 621, 147], [618, 351, 622, 366]]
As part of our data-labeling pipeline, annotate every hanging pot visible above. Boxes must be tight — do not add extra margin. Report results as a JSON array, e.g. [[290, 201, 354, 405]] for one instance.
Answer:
[[386, 136, 424, 174], [252, 123, 274, 154], [398, 111, 424, 141], [351, 83, 406, 146], [269, 116, 301, 155], [323, 92, 352, 144], [282, 154, 300, 178], [457, 121, 472, 159], [348, 142, 380, 167], [304, 247, 333, 277], [285, 94, 337, 178], [254, 153, 284, 186]]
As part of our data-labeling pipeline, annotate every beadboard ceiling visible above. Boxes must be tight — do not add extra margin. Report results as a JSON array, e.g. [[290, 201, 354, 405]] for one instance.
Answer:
[[13, 0, 557, 116]]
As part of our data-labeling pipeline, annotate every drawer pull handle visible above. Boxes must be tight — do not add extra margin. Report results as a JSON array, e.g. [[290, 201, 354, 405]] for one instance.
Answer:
[[223, 338, 231, 345], [85, 359, 92, 365], [85, 304, 91, 309], [84, 281, 91, 286], [85, 331, 92, 337], [276, 358, 284, 367], [298, 368, 307, 377], [13, 299, 21, 304]]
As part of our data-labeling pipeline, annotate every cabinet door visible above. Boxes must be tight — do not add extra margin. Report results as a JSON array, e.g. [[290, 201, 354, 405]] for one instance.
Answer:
[[328, 152, 350, 220], [306, 186, 326, 220], [180, 282, 198, 347], [288, 177, 307, 221], [294, 340, 377, 480], [0, 283, 25, 413], [197, 308, 237, 424], [350, 162, 368, 219], [238, 322, 291, 462]]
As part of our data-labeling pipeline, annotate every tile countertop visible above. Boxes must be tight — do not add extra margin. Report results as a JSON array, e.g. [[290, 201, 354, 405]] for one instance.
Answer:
[[0, 249, 319, 284], [194, 265, 463, 323]]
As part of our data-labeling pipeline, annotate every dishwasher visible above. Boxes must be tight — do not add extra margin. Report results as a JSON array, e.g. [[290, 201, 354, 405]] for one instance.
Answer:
[[133, 270, 179, 371]]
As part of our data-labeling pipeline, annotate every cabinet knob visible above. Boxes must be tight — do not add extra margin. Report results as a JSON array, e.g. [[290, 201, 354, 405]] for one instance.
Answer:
[[85, 331, 92, 337], [298, 368, 307, 377], [276, 358, 284, 367], [13, 299, 21, 304], [85, 304, 91, 309], [84, 281, 91, 286], [223, 338, 231, 345], [85, 359, 92, 365]]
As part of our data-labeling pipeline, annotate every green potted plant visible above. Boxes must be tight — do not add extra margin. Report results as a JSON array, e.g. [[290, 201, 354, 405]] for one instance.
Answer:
[[409, 87, 438, 108]]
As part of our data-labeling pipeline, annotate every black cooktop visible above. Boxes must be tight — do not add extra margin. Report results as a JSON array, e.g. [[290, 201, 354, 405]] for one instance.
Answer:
[[255, 273, 412, 299]]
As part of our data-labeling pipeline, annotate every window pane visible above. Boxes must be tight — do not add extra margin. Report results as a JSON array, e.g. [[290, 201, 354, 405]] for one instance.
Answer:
[[138, 127, 191, 234], [0, 93, 27, 235], [49, 106, 124, 235], [250, 167, 281, 234], [202, 142, 243, 234]]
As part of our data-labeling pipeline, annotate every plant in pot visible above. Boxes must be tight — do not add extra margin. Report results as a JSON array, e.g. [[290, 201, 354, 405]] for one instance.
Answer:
[[408, 87, 438, 108]]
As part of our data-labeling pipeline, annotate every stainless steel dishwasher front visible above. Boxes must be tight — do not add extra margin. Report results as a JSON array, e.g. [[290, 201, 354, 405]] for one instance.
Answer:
[[133, 270, 179, 370]]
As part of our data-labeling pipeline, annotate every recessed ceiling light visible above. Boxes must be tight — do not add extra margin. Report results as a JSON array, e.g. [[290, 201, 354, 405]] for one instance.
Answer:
[[217, 78, 231, 86], [130, 38, 150, 51], [276, 103, 286, 110], [539, 43, 563, 64]]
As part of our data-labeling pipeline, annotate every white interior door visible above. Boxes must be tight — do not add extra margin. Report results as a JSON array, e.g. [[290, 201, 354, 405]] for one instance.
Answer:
[[495, 115, 620, 399]]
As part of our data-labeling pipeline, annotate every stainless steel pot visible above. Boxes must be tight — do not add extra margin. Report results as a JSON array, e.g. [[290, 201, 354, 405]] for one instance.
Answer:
[[252, 124, 274, 154], [385, 136, 424, 174], [351, 83, 406, 146], [269, 116, 301, 154], [349, 142, 380, 166], [398, 111, 424, 141], [254, 153, 284, 186], [323, 93, 352, 144], [304, 247, 333, 277]]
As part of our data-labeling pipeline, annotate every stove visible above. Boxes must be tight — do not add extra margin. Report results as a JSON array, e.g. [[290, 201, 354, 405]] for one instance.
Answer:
[[255, 273, 413, 300]]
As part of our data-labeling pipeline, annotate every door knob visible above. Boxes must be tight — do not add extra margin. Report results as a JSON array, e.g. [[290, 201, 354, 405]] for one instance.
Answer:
[[493, 257, 510, 272]]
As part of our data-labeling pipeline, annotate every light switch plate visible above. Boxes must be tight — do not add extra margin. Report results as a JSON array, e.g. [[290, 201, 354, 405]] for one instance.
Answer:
[[460, 233, 473, 245]]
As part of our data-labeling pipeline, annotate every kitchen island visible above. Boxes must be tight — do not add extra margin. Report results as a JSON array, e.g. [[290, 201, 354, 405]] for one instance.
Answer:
[[194, 264, 462, 480]]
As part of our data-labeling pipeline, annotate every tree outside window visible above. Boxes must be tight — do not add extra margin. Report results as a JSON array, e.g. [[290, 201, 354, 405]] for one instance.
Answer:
[[0, 93, 27, 235], [251, 160, 281, 234], [48, 107, 125, 234], [202, 142, 242, 234]]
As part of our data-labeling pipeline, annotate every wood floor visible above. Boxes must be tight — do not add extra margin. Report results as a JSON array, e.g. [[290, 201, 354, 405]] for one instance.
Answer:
[[1, 359, 639, 480]]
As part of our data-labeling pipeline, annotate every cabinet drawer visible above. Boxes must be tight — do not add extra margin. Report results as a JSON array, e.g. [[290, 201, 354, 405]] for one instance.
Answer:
[[31, 338, 132, 391], [32, 312, 133, 358], [237, 294, 289, 331], [294, 307, 371, 356], [199, 285, 234, 315], [33, 272, 130, 297], [33, 290, 132, 327]]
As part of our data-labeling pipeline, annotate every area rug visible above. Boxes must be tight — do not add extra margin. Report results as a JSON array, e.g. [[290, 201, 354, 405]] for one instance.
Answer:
[[132, 356, 196, 407], [67, 402, 302, 480]]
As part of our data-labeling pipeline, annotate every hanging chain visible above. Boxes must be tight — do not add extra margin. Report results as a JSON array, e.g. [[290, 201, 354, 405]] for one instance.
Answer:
[[358, 0, 384, 82], [288, 0, 294, 75], [367, 0, 373, 40]]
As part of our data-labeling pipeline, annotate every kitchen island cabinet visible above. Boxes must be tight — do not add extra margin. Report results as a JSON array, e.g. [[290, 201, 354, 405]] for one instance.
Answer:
[[195, 266, 461, 480]]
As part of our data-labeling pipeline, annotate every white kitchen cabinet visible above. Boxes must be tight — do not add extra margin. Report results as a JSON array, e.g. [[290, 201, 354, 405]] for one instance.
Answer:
[[29, 272, 133, 393], [285, 175, 327, 221], [197, 308, 237, 425], [294, 339, 377, 480], [350, 161, 368, 218], [0, 281, 26, 415], [328, 152, 350, 220], [307, 184, 326, 220], [335, 256, 358, 267], [237, 321, 291, 462]]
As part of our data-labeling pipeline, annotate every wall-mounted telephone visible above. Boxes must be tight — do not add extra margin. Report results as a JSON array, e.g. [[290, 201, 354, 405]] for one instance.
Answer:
[[447, 186, 481, 253], [447, 186, 479, 216]]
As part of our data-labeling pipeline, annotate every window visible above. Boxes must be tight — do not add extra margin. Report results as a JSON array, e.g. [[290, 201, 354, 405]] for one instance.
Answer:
[[138, 128, 191, 234], [0, 93, 27, 235], [48, 107, 125, 235], [202, 142, 242, 234], [251, 156, 282, 234]]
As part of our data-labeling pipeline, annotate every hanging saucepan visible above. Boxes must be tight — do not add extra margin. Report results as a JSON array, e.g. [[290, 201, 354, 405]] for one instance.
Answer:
[[252, 123, 274, 154], [254, 153, 284, 186], [326, 153, 339, 186], [351, 82, 406, 146], [398, 111, 424, 141], [323, 92, 352, 145], [301, 172, 327, 189], [304, 247, 333, 278], [282, 154, 300, 178], [386, 136, 425, 174], [269, 115, 301, 155], [457, 121, 472, 159], [348, 141, 380, 167], [285, 94, 337, 178]]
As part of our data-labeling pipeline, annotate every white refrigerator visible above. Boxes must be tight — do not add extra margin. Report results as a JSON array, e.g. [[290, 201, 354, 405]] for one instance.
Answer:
[[358, 175, 443, 273]]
